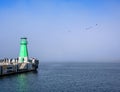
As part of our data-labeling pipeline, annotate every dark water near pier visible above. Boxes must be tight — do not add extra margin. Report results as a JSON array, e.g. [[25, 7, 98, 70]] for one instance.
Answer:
[[0, 62, 120, 92]]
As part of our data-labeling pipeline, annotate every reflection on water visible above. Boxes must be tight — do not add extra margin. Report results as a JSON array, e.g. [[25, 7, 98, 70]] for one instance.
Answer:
[[0, 70, 38, 92], [17, 71, 38, 92], [17, 74, 28, 92]]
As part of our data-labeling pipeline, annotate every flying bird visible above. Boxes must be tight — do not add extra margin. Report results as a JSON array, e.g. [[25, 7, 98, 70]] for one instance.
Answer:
[[85, 24, 98, 30], [85, 26, 93, 30], [68, 30, 71, 32]]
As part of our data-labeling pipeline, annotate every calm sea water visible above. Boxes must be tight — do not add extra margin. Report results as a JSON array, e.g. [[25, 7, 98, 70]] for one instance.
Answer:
[[0, 62, 120, 92]]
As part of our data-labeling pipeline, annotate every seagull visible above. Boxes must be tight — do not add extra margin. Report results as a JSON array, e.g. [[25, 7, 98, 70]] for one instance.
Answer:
[[85, 26, 93, 30], [68, 30, 71, 32], [85, 24, 98, 30]]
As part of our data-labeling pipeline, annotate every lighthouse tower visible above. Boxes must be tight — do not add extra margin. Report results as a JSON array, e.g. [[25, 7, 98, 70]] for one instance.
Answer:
[[19, 38, 28, 63]]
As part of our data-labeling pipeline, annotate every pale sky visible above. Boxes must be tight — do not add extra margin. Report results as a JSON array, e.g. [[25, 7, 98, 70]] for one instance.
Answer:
[[0, 0, 120, 62]]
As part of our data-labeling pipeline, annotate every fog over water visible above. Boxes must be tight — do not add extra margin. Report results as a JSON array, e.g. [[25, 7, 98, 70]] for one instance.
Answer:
[[0, 0, 120, 62]]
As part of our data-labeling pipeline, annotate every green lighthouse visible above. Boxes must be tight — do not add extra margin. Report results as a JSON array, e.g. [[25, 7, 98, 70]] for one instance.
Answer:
[[19, 38, 28, 63]]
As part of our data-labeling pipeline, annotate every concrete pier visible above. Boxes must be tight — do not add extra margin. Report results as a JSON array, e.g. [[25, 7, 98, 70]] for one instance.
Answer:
[[0, 58, 39, 76]]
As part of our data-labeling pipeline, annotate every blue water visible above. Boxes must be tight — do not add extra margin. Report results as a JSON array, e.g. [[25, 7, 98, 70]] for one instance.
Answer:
[[0, 62, 120, 92]]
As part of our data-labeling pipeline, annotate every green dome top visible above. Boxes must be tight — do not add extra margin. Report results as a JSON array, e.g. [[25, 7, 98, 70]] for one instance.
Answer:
[[20, 38, 28, 45]]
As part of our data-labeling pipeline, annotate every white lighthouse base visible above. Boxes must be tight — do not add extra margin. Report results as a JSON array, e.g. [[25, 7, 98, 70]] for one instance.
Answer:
[[19, 57, 28, 63]]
